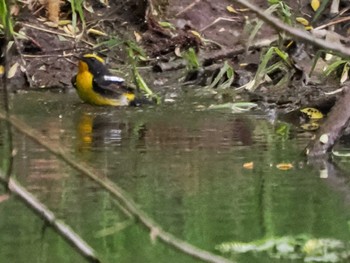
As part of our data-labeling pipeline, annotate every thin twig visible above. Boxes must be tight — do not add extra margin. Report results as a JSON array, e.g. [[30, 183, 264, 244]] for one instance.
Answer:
[[314, 16, 350, 30], [21, 23, 95, 47], [0, 175, 101, 263], [0, 112, 233, 263], [200, 17, 238, 32], [22, 53, 74, 59], [233, 0, 350, 57], [21, 22, 74, 38], [175, 0, 200, 17]]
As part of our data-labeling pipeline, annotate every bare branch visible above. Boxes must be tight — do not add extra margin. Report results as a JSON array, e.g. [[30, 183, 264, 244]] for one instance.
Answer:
[[0, 175, 101, 263], [233, 0, 350, 57]]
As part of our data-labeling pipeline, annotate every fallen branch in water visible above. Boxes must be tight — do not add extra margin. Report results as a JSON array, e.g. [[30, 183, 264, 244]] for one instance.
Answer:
[[0, 111, 233, 263], [0, 175, 101, 263], [306, 86, 350, 157]]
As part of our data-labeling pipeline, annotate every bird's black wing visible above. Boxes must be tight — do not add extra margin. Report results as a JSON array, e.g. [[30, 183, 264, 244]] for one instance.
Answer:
[[93, 75, 134, 98]]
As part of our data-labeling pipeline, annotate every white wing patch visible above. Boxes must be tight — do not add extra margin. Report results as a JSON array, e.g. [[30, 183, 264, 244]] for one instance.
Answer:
[[103, 75, 125, 83]]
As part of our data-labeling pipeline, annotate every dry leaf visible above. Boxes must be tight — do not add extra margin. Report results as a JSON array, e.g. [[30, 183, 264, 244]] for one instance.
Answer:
[[58, 20, 71, 26], [7, 62, 19, 79], [10, 4, 20, 16], [174, 46, 182, 57], [243, 162, 254, 169], [340, 64, 349, 84], [6, 41, 14, 52], [99, 0, 109, 6], [325, 53, 333, 61], [296, 17, 309, 26], [83, 1, 94, 13], [37, 16, 46, 22], [63, 24, 79, 36], [226, 6, 237, 13], [87, 28, 107, 36], [276, 163, 293, 170], [44, 21, 58, 28], [319, 134, 329, 144], [304, 26, 313, 31], [311, 0, 320, 12], [0, 65, 4, 76], [134, 31, 142, 42], [190, 30, 202, 39]]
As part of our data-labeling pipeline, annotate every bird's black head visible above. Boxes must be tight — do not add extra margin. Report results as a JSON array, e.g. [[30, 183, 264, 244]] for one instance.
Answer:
[[78, 54, 109, 76]]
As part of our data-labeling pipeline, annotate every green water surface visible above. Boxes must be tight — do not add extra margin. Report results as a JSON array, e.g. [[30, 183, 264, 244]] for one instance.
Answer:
[[0, 91, 350, 263]]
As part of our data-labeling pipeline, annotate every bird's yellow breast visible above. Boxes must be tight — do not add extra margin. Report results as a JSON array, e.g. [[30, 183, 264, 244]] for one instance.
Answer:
[[75, 70, 124, 106]]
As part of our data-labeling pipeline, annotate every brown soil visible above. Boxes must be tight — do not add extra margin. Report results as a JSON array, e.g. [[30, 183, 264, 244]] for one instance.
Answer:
[[1, 0, 348, 114]]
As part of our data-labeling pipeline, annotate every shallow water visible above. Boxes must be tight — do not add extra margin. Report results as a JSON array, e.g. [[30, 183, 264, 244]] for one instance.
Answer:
[[1, 90, 350, 263]]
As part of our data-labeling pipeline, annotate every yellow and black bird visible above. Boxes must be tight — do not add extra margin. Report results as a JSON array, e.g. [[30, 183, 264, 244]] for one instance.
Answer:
[[71, 54, 136, 106]]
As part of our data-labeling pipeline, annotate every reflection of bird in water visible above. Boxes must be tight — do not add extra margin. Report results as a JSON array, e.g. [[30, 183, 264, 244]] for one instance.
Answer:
[[77, 113, 94, 150], [71, 54, 137, 106], [76, 112, 146, 153]]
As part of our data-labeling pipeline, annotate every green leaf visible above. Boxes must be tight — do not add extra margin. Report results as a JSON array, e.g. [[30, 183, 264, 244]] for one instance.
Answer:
[[208, 61, 234, 89], [0, 0, 14, 36], [268, 0, 281, 4], [158, 21, 176, 30], [273, 47, 292, 67], [126, 40, 147, 58], [127, 46, 160, 104], [324, 60, 348, 76], [93, 37, 124, 49], [182, 48, 200, 70]]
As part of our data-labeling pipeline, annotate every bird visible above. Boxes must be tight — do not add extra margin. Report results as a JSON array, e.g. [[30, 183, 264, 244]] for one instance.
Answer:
[[71, 54, 136, 106]]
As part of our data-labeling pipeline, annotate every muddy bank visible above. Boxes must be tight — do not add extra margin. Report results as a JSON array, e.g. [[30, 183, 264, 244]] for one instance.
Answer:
[[1, 0, 349, 115]]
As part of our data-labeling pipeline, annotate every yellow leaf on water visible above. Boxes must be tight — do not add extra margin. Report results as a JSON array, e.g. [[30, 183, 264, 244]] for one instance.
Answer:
[[300, 107, 324, 120], [276, 163, 293, 170], [0, 65, 4, 76], [243, 162, 254, 170], [296, 17, 309, 26], [311, 0, 320, 11]]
